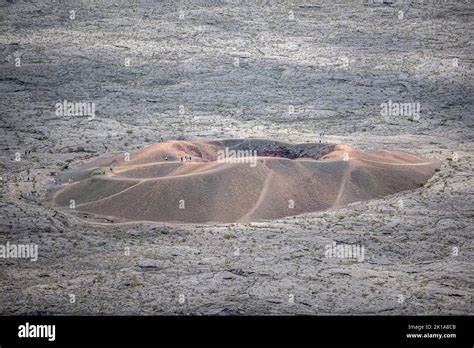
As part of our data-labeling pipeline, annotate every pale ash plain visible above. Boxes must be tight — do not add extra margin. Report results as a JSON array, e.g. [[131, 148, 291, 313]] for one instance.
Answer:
[[0, 1, 472, 314]]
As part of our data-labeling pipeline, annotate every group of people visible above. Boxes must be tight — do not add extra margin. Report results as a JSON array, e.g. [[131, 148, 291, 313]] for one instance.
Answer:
[[14, 169, 36, 183], [163, 155, 192, 162]]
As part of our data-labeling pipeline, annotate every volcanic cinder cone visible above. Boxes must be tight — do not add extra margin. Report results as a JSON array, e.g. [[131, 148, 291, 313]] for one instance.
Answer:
[[49, 139, 441, 223]]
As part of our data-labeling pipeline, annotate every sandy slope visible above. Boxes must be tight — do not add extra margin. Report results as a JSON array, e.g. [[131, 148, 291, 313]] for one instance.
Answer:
[[50, 139, 440, 223]]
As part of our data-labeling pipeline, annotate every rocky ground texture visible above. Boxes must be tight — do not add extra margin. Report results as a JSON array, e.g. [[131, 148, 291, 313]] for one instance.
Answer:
[[0, 0, 472, 314]]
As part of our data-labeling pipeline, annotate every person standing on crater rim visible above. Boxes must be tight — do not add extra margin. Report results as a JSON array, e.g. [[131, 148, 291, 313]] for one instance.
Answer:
[[109, 160, 116, 172]]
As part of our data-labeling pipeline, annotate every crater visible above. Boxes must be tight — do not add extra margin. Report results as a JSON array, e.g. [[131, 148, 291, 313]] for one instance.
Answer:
[[48, 139, 440, 223]]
